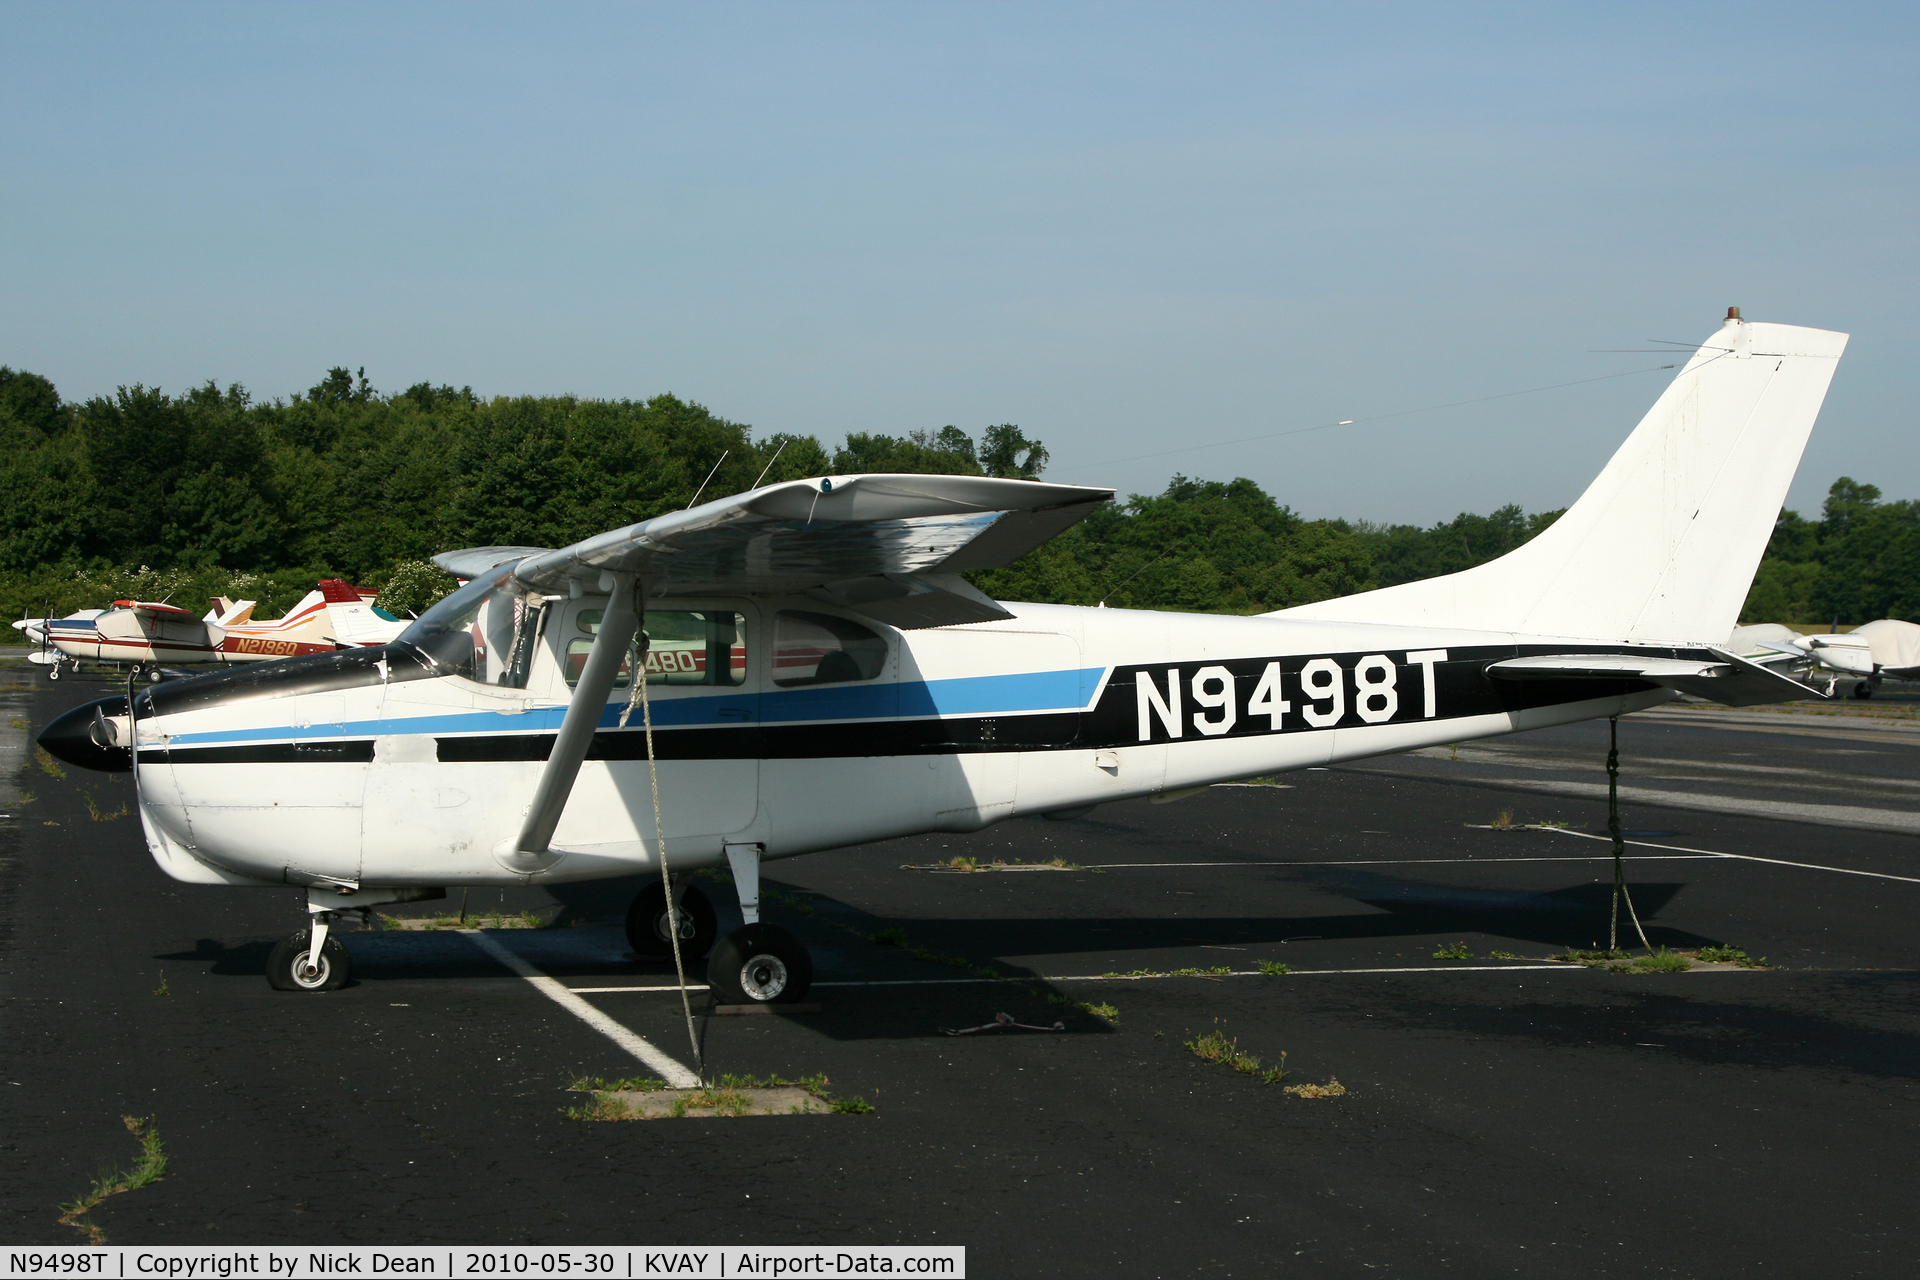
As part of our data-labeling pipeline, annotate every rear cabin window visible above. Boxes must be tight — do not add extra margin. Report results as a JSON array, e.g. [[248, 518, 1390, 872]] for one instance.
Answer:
[[565, 610, 747, 688], [772, 611, 888, 687]]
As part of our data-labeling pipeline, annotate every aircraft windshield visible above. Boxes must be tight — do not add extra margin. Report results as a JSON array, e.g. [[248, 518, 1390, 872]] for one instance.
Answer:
[[398, 567, 546, 687]]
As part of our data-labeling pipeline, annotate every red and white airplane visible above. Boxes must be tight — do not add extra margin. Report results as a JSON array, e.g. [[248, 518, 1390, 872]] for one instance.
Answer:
[[32, 580, 407, 680]]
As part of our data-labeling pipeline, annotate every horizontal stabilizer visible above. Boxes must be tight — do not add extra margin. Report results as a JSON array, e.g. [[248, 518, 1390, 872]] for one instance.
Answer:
[[1486, 649, 1828, 707]]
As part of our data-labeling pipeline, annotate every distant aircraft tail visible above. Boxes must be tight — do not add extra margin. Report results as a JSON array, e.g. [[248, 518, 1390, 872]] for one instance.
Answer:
[[1272, 311, 1848, 644]]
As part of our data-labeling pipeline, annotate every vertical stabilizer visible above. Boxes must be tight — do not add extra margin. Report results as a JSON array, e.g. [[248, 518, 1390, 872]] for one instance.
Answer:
[[1273, 313, 1847, 643]]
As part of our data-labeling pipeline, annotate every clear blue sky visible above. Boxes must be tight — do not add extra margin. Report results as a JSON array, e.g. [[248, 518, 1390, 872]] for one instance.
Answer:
[[4, 2, 1913, 525]]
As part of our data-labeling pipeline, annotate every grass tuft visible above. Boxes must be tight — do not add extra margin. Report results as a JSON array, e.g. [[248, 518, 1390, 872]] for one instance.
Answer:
[[1432, 941, 1471, 960], [1284, 1079, 1347, 1099], [871, 928, 907, 947], [1187, 1027, 1283, 1082], [829, 1097, 876, 1114], [1631, 947, 1692, 973], [1555, 948, 1629, 967], [1257, 960, 1291, 976], [1696, 945, 1766, 968], [569, 1075, 668, 1093], [34, 746, 67, 780], [56, 1116, 166, 1244], [85, 794, 129, 822]]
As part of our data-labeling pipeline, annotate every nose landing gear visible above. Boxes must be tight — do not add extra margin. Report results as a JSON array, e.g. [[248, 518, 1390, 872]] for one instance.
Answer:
[[267, 923, 352, 991]]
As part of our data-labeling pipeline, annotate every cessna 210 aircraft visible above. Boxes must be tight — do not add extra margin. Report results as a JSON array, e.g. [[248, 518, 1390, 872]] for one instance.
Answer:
[[31, 580, 405, 681], [39, 310, 1847, 1002]]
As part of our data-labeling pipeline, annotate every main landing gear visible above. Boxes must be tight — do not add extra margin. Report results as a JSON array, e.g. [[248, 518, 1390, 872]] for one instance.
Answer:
[[625, 878, 718, 959], [702, 844, 814, 1006]]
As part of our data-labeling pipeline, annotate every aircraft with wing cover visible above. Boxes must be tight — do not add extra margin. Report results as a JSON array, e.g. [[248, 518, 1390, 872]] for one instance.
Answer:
[[29, 580, 405, 681], [1732, 618, 1920, 698], [39, 310, 1847, 1001]]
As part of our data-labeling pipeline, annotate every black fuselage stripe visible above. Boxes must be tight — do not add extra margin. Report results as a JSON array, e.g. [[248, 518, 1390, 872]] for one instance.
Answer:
[[150, 643, 1694, 765]]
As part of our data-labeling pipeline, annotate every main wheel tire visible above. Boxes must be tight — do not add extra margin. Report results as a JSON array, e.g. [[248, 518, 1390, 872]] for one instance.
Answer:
[[266, 930, 352, 992], [1854, 681, 1874, 699], [707, 923, 812, 1004], [624, 882, 717, 959]]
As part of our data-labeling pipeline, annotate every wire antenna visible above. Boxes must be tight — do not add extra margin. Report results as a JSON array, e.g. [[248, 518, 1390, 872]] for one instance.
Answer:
[[749, 440, 788, 491], [687, 451, 728, 509]]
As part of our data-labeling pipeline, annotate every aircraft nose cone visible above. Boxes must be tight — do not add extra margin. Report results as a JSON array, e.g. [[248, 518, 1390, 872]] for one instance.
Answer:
[[38, 696, 132, 773]]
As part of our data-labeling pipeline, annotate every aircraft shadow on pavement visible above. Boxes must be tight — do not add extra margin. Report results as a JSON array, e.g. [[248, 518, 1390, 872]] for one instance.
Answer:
[[1363, 972, 1920, 1080]]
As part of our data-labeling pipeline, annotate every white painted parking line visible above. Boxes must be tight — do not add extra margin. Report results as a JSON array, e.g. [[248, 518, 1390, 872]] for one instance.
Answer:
[[1085, 855, 1727, 869], [1534, 826, 1920, 886], [462, 930, 700, 1086], [569, 983, 710, 994], [572, 964, 1589, 995]]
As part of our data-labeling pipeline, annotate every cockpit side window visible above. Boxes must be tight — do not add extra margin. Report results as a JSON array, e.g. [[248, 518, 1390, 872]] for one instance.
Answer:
[[772, 611, 888, 686], [565, 609, 746, 689], [397, 567, 545, 688]]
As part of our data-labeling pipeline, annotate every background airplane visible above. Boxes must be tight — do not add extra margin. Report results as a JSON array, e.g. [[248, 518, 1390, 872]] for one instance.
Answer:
[[1731, 618, 1920, 698], [32, 579, 407, 680]]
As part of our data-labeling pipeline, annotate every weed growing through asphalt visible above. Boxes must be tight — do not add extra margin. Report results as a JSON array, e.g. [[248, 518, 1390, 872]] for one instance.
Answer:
[[15, 790, 32, 807], [1489, 808, 1514, 829], [1187, 1026, 1287, 1084], [56, 1116, 166, 1244], [1631, 948, 1692, 973], [85, 793, 129, 822], [151, 973, 168, 997], [570, 1075, 668, 1093], [1486, 950, 1519, 960], [1555, 949, 1629, 967], [1257, 960, 1291, 976], [830, 1097, 876, 1114], [1432, 941, 1471, 960], [1696, 945, 1766, 968], [33, 747, 66, 780], [1284, 1080, 1347, 1099], [9, 716, 28, 731], [872, 928, 907, 947]]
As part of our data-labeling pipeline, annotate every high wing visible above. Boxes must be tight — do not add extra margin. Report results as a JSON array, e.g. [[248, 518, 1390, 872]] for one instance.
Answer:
[[434, 474, 1114, 629], [1485, 648, 1828, 707], [111, 600, 202, 620]]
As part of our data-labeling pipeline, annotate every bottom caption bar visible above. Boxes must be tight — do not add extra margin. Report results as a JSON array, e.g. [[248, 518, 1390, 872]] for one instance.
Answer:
[[4, 1249, 965, 1279]]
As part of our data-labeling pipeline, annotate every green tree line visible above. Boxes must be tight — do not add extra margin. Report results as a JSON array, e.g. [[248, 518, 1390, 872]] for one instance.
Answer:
[[1, 365, 1896, 632]]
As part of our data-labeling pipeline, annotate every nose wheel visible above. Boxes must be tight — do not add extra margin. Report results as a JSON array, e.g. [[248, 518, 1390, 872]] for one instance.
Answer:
[[266, 928, 351, 991], [707, 923, 813, 1005]]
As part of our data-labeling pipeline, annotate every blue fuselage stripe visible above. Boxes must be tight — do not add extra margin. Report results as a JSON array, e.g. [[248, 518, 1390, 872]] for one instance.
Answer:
[[160, 667, 1108, 746]]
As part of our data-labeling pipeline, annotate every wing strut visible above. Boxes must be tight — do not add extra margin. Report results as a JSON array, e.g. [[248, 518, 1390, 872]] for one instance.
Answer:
[[500, 571, 640, 874]]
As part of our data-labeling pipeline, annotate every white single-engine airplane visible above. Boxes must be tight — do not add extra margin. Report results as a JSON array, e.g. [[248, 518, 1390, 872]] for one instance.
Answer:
[[41, 311, 1847, 1001]]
